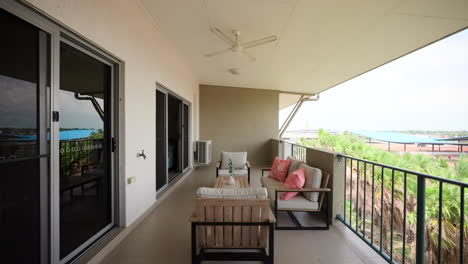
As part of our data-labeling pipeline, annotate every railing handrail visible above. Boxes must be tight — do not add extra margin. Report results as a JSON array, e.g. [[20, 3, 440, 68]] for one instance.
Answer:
[[338, 153, 468, 188], [279, 139, 468, 187]]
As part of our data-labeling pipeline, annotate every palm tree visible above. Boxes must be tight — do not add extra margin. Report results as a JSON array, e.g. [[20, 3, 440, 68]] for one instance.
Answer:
[[299, 130, 467, 263]]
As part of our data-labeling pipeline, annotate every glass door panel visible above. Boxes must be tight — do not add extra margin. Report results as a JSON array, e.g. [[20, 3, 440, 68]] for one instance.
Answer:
[[183, 103, 189, 170], [59, 41, 112, 259], [156, 90, 167, 191], [167, 95, 181, 181], [0, 8, 50, 264]]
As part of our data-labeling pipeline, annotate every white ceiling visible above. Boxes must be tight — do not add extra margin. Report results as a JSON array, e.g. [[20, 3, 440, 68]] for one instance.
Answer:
[[140, 0, 468, 101]]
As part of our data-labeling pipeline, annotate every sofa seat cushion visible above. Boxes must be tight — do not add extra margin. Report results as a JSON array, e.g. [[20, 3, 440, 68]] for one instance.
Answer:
[[197, 187, 268, 199], [218, 169, 248, 176], [261, 176, 284, 207], [220, 152, 247, 169], [299, 163, 322, 202], [277, 194, 319, 211]]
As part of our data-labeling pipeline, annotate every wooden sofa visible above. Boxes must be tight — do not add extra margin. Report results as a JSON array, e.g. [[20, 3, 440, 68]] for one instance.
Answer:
[[190, 188, 276, 263], [261, 157, 331, 230]]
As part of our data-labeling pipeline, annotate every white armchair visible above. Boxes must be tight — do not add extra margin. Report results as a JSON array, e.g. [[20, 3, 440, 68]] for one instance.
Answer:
[[215, 151, 251, 183]]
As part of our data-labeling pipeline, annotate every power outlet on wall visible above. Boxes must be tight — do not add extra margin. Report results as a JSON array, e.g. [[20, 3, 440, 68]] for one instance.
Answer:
[[127, 176, 136, 184]]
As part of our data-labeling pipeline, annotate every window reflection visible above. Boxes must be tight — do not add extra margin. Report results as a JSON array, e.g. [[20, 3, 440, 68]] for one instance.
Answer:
[[0, 74, 38, 159]]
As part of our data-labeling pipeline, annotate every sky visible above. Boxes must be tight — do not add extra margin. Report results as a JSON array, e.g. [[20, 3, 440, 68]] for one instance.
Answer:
[[59, 90, 104, 130], [280, 29, 468, 132], [0, 75, 103, 130]]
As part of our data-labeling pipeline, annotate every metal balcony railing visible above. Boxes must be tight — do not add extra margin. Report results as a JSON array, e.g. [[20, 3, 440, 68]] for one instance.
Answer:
[[281, 141, 307, 162], [278, 140, 467, 264], [60, 138, 104, 176]]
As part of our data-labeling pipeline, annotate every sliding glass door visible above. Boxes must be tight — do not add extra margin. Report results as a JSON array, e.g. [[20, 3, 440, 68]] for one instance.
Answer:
[[156, 90, 167, 191], [58, 41, 114, 261], [183, 103, 189, 170], [155, 85, 190, 192], [167, 94, 182, 181], [0, 8, 50, 264], [0, 3, 119, 263]]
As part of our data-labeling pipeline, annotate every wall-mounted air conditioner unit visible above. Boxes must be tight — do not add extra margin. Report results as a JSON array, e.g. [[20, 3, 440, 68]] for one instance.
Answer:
[[197, 140, 212, 165]]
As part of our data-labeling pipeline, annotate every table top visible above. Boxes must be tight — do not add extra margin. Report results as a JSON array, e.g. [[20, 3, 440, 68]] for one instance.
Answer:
[[213, 176, 249, 188]]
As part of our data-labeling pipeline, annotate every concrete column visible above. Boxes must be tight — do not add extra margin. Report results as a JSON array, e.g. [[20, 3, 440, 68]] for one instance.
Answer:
[[271, 139, 280, 160], [305, 147, 343, 224]]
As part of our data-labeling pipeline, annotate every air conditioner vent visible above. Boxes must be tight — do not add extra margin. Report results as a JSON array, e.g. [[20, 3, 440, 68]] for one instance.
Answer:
[[197, 140, 212, 165]]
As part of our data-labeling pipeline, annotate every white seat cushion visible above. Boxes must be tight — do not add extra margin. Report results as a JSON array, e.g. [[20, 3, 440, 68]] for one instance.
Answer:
[[218, 169, 248, 176], [277, 194, 319, 211], [197, 187, 268, 199], [220, 152, 247, 169], [299, 163, 322, 202]]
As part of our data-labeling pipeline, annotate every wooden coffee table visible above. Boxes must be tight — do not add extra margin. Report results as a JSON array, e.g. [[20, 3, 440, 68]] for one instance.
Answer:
[[213, 176, 250, 188]]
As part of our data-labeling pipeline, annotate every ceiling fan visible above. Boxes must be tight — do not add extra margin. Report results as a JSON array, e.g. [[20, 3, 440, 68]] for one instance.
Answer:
[[204, 28, 278, 62]]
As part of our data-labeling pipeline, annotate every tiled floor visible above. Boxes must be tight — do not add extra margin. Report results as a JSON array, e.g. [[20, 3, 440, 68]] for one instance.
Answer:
[[101, 165, 386, 264]]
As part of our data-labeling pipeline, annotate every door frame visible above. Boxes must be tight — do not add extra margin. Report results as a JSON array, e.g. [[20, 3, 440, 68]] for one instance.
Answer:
[[56, 36, 118, 264], [0, 1, 124, 263]]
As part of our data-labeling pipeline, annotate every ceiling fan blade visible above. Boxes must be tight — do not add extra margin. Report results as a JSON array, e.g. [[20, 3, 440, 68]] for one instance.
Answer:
[[204, 48, 232, 58], [241, 36, 278, 49], [240, 50, 256, 62], [210, 28, 235, 45]]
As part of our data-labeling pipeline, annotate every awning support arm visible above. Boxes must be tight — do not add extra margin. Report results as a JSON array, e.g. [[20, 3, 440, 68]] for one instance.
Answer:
[[74, 93, 104, 121], [279, 94, 320, 139]]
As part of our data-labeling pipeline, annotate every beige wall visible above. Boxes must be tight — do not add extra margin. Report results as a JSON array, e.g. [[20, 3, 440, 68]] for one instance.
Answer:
[[24, 0, 200, 226], [200, 85, 278, 165]]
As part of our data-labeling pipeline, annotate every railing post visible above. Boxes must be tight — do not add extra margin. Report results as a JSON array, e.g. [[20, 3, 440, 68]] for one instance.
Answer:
[[416, 176, 426, 264]]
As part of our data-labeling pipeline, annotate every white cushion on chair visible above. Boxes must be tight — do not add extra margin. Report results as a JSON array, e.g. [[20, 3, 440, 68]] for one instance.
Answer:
[[277, 194, 319, 211], [218, 169, 248, 176], [299, 163, 322, 202], [197, 187, 268, 199], [287, 156, 302, 175], [220, 152, 247, 169]]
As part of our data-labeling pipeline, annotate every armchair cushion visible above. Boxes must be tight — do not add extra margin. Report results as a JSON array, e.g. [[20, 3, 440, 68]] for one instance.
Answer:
[[197, 187, 268, 199], [269, 156, 291, 182], [220, 152, 247, 169], [277, 194, 319, 211], [299, 163, 322, 202], [280, 168, 306, 200], [287, 156, 302, 175]]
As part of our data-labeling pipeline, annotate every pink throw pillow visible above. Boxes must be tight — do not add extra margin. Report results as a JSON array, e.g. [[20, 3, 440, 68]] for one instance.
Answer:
[[280, 168, 306, 200], [269, 157, 291, 183]]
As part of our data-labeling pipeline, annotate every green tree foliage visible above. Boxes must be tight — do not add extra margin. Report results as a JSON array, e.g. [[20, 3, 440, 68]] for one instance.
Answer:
[[299, 130, 467, 262]]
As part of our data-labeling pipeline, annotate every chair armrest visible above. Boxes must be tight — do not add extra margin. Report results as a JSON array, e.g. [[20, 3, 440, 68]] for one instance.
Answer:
[[275, 188, 331, 192], [191, 211, 276, 224], [261, 168, 271, 176], [246, 161, 251, 168]]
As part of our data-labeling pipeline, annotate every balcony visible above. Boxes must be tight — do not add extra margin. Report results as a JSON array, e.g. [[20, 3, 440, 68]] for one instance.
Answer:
[[95, 139, 466, 264], [100, 164, 386, 264], [1, 0, 467, 263]]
